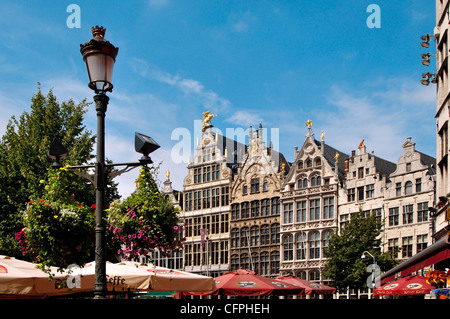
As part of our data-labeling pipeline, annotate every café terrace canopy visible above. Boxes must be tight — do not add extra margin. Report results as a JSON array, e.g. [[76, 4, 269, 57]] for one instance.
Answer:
[[380, 237, 450, 284]]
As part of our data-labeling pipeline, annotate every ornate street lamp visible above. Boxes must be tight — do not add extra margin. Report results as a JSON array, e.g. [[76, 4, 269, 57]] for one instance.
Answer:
[[80, 26, 118, 94], [80, 26, 118, 298]]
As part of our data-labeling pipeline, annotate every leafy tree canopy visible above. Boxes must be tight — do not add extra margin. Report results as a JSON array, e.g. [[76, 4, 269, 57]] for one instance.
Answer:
[[0, 84, 119, 257], [323, 209, 399, 291]]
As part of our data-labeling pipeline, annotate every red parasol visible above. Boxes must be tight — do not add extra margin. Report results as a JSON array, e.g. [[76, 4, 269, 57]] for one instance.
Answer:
[[374, 275, 433, 296], [187, 269, 304, 296], [275, 275, 336, 295]]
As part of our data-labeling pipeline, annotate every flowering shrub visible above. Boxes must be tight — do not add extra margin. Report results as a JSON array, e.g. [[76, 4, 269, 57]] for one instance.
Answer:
[[107, 166, 183, 260], [16, 167, 95, 271]]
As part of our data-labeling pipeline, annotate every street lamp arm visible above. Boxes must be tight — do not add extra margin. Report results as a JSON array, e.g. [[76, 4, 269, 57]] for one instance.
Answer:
[[107, 164, 140, 182], [59, 161, 150, 185]]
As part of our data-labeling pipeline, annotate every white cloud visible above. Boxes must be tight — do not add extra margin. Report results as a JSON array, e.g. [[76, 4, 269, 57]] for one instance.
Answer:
[[226, 110, 264, 127], [129, 58, 231, 113], [315, 79, 436, 162]]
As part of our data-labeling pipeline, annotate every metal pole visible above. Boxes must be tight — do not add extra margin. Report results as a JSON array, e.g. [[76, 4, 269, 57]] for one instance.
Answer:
[[93, 93, 108, 298]]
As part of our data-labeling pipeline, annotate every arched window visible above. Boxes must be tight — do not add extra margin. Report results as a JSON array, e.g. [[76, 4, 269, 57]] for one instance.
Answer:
[[231, 254, 239, 271], [251, 200, 260, 217], [260, 252, 270, 275], [311, 175, 322, 187], [270, 251, 279, 275], [231, 203, 240, 220], [261, 199, 270, 216], [250, 226, 260, 246], [231, 228, 240, 248], [296, 271, 307, 280], [306, 159, 312, 168], [309, 231, 321, 259], [240, 253, 249, 270], [271, 223, 280, 244], [240, 227, 249, 247], [241, 202, 249, 218], [298, 161, 304, 169], [271, 197, 280, 215], [261, 225, 270, 245], [405, 181, 413, 195], [309, 270, 321, 281]]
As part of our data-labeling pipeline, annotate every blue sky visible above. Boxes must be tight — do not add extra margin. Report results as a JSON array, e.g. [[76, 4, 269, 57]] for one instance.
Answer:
[[0, 1, 437, 197]]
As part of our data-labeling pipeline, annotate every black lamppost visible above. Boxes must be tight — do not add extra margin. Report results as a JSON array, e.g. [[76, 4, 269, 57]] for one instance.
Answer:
[[48, 26, 160, 299], [80, 26, 118, 298]]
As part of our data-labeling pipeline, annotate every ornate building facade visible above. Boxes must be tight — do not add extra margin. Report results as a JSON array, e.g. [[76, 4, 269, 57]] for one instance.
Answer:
[[174, 115, 436, 287], [229, 124, 287, 276], [181, 116, 245, 276], [279, 122, 348, 283], [382, 138, 435, 261]]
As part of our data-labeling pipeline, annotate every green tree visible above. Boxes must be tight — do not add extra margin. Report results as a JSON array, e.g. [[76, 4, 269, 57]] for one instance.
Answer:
[[323, 209, 398, 296], [0, 85, 119, 257]]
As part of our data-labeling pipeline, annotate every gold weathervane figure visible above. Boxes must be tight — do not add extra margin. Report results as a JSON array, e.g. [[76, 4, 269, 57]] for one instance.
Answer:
[[305, 120, 313, 129], [202, 111, 217, 132]]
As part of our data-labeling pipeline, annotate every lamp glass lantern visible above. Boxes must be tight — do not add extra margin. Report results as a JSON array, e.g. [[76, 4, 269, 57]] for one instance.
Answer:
[[80, 26, 119, 94]]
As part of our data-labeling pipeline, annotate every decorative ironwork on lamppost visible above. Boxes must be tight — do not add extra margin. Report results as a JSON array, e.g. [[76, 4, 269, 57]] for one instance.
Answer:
[[80, 25, 118, 298]]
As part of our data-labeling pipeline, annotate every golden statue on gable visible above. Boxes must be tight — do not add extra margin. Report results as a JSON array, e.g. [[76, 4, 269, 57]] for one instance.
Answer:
[[335, 152, 340, 162], [358, 139, 365, 148], [305, 119, 313, 129], [202, 111, 217, 132]]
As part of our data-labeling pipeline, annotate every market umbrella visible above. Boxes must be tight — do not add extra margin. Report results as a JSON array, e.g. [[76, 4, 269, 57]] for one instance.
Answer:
[[117, 261, 216, 292], [187, 269, 304, 296], [373, 275, 433, 296], [275, 275, 336, 295], [66, 261, 152, 293], [0, 255, 89, 298]]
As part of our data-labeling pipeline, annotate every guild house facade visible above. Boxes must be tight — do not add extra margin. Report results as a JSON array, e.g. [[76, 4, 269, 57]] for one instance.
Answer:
[[163, 114, 436, 290], [181, 113, 245, 276], [279, 122, 349, 282], [229, 124, 288, 277]]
